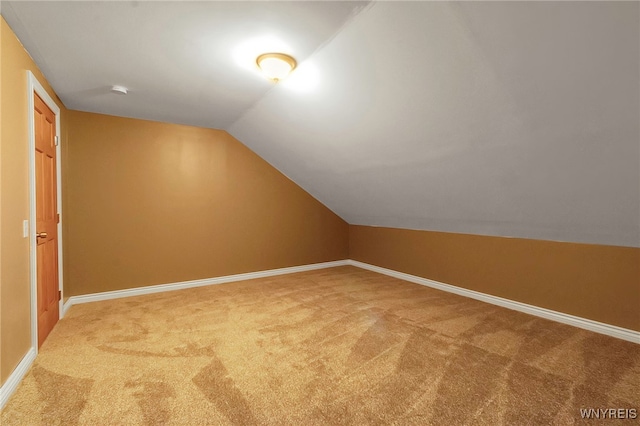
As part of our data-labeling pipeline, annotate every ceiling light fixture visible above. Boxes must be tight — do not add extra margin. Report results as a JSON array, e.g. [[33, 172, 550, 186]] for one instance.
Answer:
[[256, 53, 297, 82], [111, 85, 128, 95]]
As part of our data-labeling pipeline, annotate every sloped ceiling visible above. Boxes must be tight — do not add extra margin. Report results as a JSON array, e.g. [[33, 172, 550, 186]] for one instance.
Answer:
[[3, 1, 638, 247]]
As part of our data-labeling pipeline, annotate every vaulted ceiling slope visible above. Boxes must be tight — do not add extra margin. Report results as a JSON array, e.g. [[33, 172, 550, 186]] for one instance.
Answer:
[[3, 2, 638, 248], [229, 1, 640, 248]]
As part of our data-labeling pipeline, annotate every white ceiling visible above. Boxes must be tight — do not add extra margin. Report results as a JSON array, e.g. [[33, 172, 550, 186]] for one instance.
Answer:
[[3, 1, 639, 247], [2, 1, 369, 129]]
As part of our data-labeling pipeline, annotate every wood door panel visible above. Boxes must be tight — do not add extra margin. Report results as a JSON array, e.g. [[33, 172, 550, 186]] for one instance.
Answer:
[[45, 240, 58, 306], [45, 114, 55, 151], [45, 154, 56, 220], [36, 151, 45, 221], [36, 244, 46, 312], [34, 93, 59, 347]]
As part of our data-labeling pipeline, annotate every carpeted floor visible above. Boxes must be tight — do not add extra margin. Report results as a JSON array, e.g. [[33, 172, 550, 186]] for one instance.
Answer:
[[2, 266, 638, 425]]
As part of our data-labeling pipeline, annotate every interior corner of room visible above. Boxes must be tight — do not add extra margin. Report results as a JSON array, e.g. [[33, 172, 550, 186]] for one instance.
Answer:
[[0, 1, 639, 422]]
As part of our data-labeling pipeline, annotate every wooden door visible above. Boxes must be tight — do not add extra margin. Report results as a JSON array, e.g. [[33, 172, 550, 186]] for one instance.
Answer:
[[34, 93, 59, 347]]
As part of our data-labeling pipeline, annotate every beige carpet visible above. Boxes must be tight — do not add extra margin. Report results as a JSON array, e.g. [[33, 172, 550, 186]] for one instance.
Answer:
[[2, 266, 638, 425]]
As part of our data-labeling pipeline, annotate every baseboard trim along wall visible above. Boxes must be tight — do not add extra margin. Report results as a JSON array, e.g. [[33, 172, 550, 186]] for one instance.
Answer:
[[4, 258, 638, 410], [0, 348, 36, 410], [62, 260, 350, 316], [2, 260, 349, 410], [62, 258, 639, 344], [347, 260, 640, 344]]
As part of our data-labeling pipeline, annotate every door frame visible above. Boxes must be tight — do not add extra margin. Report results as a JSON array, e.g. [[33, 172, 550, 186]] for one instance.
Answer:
[[27, 71, 64, 351]]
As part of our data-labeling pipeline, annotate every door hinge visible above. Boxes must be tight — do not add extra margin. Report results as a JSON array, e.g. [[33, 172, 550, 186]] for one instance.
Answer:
[[54, 136, 59, 146], [58, 290, 62, 301], [56, 213, 60, 223]]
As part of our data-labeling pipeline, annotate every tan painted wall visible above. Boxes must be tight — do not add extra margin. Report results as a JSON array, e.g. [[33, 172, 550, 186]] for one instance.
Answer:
[[64, 111, 348, 296], [0, 18, 68, 385], [349, 225, 640, 331]]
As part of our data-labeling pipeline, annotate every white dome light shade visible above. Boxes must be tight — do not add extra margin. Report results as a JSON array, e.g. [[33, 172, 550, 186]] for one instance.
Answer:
[[111, 85, 128, 95], [256, 53, 297, 82]]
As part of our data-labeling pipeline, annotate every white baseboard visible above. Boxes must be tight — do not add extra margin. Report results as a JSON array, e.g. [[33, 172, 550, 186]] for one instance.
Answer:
[[347, 260, 640, 344], [62, 258, 639, 343], [3, 258, 637, 410], [5, 260, 349, 409], [64, 258, 639, 343], [63, 260, 350, 311], [0, 347, 36, 410]]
